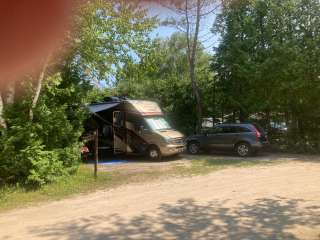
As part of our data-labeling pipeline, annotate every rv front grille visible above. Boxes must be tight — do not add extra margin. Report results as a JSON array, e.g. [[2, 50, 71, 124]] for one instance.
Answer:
[[170, 138, 185, 145]]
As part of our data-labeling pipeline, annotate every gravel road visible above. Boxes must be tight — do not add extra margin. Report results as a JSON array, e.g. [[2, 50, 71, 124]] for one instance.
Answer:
[[0, 155, 320, 240]]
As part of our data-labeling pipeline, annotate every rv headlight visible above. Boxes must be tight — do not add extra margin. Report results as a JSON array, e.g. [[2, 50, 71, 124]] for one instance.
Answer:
[[164, 138, 174, 144]]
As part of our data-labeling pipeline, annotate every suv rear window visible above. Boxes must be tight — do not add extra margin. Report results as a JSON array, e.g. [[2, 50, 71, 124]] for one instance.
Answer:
[[221, 126, 245, 133], [252, 123, 265, 133], [247, 123, 265, 134], [210, 125, 253, 134]]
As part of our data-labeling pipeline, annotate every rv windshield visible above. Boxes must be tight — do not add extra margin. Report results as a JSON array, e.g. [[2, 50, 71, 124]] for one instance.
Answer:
[[145, 116, 172, 131]]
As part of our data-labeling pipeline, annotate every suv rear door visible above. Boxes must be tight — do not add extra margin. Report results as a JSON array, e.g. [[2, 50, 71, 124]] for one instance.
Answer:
[[234, 125, 255, 144]]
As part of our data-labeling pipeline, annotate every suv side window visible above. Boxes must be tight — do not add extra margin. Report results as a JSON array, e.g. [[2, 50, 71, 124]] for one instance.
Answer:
[[235, 126, 251, 133], [221, 126, 237, 133], [207, 126, 223, 134]]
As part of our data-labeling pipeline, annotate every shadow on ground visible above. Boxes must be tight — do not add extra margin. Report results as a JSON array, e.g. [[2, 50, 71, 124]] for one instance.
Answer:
[[29, 197, 320, 240], [86, 153, 184, 164], [89, 152, 320, 165]]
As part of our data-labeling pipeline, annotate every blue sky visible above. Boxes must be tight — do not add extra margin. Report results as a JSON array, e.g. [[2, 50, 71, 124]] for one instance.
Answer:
[[146, 3, 218, 53]]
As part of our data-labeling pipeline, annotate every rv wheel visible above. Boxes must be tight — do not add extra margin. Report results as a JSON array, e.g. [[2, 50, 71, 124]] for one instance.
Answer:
[[148, 146, 161, 160]]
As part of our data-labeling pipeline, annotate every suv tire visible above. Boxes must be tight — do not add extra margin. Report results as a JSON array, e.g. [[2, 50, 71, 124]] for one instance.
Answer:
[[235, 142, 252, 157], [187, 141, 200, 154]]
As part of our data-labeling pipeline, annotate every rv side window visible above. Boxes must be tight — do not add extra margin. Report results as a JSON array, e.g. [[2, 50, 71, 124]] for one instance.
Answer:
[[128, 114, 149, 131], [102, 125, 112, 137], [114, 112, 125, 127]]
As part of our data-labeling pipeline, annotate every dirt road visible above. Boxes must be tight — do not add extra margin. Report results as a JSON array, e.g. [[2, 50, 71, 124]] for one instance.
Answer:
[[1, 155, 320, 240]]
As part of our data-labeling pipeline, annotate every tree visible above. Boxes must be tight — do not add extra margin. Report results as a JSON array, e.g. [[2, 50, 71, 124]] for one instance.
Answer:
[[0, 94, 5, 128], [73, 0, 156, 86], [212, 0, 320, 151], [0, 0, 157, 185], [116, 33, 213, 134], [162, 0, 219, 132], [29, 55, 51, 121]]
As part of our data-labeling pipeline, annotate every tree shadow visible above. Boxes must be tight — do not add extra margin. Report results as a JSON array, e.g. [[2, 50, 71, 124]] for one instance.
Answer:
[[29, 197, 320, 240]]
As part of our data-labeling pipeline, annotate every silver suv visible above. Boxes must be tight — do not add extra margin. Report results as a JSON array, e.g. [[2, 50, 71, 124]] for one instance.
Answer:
[[186, 123, 268, 157]]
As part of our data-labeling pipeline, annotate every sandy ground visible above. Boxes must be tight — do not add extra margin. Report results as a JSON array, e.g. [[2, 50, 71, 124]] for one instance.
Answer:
[[1, 154, 320, 240]]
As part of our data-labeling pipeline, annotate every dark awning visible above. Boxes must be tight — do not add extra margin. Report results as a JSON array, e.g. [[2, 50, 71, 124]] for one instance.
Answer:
[[88, 102, 120, 113]]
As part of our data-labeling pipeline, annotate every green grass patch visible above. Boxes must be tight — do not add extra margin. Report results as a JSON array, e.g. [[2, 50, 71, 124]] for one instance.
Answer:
[[0, 156, 278, 213], [173, 156, 275, 176], [0, 166, 118, 212]]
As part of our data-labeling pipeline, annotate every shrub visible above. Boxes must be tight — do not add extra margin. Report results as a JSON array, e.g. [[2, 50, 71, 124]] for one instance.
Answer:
[[0, 124, 78, 186], [0, 96, 84, 186], [24, 143, 67, 186]]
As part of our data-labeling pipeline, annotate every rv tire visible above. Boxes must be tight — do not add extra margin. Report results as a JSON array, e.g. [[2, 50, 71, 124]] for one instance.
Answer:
[[147, 145, 161, 161]]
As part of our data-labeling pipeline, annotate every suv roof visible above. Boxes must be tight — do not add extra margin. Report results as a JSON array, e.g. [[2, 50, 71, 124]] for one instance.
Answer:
[[217, 123, 253, 127], [216, 123, 265, 133]]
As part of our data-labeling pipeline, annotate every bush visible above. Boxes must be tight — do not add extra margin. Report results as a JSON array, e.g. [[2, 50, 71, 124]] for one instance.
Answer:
[[56, 143, 82, 175], [0, 91, 85, 186], [0, 67, 89, 187], [0, 123, 80, 186], [0, 124, 36, 184], [24, 143, 67, 185]]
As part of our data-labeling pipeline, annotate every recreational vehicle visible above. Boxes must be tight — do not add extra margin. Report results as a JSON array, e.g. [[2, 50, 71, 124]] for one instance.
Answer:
[[86, 98, 185, 160]]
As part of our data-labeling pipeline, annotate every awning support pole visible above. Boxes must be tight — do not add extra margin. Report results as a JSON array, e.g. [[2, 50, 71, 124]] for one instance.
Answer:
[[94, 128, 99, 178]]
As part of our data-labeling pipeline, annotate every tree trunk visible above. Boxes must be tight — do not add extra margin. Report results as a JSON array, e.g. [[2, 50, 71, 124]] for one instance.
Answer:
[[0, 92, 6, 129], [265, 109, 271, 133], [186, 0, 203, 133], [232, 110, 236, 122], [239, 109, 248, 122], [221, 110, 224, 123], [29, 56, 50, 121], [6, 81, 15, 105]]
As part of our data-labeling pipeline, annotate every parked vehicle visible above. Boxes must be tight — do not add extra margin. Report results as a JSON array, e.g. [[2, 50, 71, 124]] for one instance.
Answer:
[[86, 98, 185, 160], [186, 123, 268, 157]]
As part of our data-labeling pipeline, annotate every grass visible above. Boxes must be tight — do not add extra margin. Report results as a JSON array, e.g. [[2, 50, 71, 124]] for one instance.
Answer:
[[171, 156, 275, 176], [0, 156, 277, 213]]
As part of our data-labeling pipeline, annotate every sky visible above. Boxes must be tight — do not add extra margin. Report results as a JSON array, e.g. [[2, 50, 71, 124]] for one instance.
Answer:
[[146, 3, 219, 53]]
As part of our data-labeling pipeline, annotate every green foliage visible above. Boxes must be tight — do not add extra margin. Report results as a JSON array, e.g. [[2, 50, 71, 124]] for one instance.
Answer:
[[212, 0, 320, 151], [74, 0, 157, 84], [0, 72, 85, 186], [116, 33, 214, 134], [24, 143, 66, 186], [0, 0, 158, 186], [0, 124, 36, 184]]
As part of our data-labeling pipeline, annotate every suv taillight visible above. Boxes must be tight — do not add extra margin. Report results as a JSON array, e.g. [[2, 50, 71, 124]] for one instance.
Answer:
[[253, 126, 261, 139]]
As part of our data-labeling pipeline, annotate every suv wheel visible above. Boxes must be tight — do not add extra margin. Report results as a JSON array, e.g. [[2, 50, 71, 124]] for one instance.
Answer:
[[236, 142, 251, 157], [187, 141, 200, 154], [148, 146, 161, 160]]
